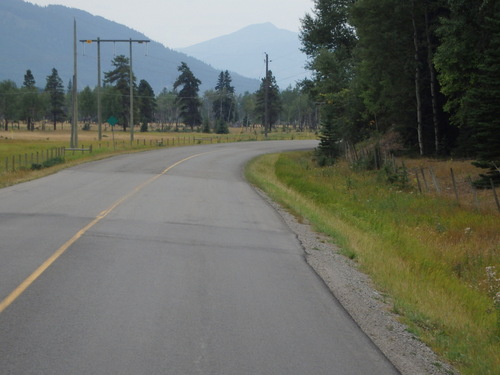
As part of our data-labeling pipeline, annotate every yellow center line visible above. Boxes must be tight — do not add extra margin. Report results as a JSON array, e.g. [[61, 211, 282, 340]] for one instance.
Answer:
[[0, 152, 208, 314]]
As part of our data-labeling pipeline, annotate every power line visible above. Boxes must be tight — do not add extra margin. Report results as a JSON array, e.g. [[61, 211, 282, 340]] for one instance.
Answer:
[[79, 38, 150, 141]]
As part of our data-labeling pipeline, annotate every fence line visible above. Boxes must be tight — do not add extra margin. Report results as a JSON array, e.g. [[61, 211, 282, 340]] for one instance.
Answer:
[[408, 166, 500, 212], [345, 144, 500, 213]]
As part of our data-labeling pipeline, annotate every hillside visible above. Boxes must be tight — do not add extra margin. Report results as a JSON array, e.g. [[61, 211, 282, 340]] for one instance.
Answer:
[[178, 23, 310, 90], [0, 0, 259, 94]]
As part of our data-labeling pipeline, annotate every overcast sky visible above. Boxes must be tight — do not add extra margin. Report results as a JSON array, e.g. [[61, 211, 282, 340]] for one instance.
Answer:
[[26, 0, 314, 48]]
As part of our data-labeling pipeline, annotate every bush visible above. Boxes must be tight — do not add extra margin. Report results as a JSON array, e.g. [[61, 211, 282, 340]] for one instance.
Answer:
[[31, 157, 65, 170]]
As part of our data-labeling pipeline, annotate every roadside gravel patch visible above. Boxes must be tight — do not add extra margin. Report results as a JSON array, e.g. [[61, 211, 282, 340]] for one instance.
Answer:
[[256, 188, 459, 375]]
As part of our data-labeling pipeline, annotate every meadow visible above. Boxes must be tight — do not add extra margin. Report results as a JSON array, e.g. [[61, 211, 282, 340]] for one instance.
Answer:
[[246, 151, 499, 375], [0, 123, 313, 187]]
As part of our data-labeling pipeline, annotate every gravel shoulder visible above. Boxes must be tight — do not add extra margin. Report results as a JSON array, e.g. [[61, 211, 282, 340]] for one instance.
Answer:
[[256, 188, 459, 375]]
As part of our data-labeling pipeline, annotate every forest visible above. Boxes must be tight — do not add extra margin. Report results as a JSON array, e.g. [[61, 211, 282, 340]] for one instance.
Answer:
[[303, 0, 500, 186]]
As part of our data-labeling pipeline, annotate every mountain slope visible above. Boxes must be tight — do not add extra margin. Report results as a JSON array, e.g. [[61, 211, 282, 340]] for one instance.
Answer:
[[178, 23, 310, 89], [0, 0, 259, 94]]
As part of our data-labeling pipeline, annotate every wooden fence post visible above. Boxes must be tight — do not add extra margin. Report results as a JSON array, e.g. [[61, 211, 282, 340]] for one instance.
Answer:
[[468, 177, 480, 210], [414, 169, 422, 193], [450, 168, 460, 204], [491, 178, 500, 212], [420, 168, 429, 191]]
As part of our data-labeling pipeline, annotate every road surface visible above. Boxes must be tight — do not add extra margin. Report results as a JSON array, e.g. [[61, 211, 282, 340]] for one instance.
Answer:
[[0, 141, 399, 374]]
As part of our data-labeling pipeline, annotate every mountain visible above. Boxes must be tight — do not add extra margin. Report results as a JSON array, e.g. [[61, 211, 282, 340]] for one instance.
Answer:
[[178, 23, 310, 90], [0, 0, 259, 94]]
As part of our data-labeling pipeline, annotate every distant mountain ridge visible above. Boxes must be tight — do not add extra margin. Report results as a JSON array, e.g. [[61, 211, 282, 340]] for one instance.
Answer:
[[178, 23, 310, 89], [0, 0, 259, 94]]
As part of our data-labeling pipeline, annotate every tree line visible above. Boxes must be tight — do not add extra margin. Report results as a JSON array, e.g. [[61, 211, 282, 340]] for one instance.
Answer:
[[0, 57, 318, 135], [303, 0, 500, 187]]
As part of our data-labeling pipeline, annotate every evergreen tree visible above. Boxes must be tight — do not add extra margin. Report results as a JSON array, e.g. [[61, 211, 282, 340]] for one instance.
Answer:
[[21, 69, 42, 131], [213, 70, 235, 124], [254, 70, 281, 132], [201, 117, 211, 133], [45, 68, 65, 130], [137, 79, 156, 132], [465, 7, 500, 187], [173, 62, 202, 131], [434, 0, 493, 155], [350, 0, 416, 139], [316, 96, 343, 165], [104, 55, 137, 131], [23, 70, 36, 89]]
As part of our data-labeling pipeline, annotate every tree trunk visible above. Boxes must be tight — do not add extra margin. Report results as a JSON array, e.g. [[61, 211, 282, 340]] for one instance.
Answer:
[[412, 0, 424, 156], [425, 7, 440, 156]]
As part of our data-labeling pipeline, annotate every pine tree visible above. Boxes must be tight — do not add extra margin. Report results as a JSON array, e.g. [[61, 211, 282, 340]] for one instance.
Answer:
[[173, 62, 202, 131], [23, 70, 36, 89], [254, 70, 281, 130], [213, 70, 235, 124], [138, 79, 156, 132], [45, 68, 65, 130], [104, 55, 137, 131], [465, 7, 500, 187], [434, 0, 491, 155], [21, 69, 41, 131]]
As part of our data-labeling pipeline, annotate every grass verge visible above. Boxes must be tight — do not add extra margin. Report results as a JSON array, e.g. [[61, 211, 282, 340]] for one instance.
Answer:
[[246, 151, 499, 375]]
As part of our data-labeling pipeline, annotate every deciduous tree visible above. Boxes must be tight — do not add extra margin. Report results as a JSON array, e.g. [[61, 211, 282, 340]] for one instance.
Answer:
[[0, 80, 19, 131]]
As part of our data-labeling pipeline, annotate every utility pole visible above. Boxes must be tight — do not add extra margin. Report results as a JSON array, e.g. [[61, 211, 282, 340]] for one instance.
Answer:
[[71, 19, 78, 149], [264, 52, 269, 138], [129, 39, 134, 143], [80, 38, 150, 142], [97, 37, 102, 141]]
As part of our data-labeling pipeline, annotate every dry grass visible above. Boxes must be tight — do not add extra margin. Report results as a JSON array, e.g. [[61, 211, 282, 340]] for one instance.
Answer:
[[0, 124, 315, 187], [403, 158, 499, 213]]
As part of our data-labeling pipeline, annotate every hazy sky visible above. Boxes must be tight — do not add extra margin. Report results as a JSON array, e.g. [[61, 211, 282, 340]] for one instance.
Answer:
[[25, 0, 314, 48]]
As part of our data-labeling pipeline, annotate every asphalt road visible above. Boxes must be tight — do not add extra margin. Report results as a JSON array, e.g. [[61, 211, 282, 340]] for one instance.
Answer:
[[0, 141, 399, 374]]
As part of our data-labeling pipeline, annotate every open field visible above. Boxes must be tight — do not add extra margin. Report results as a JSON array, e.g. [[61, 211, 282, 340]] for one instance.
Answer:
[[246, 151, 499, 375], [0, 124, 315, 187]]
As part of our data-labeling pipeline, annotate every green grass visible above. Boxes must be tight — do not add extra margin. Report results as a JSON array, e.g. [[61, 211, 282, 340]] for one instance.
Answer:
[[246, 151, 500, 375]]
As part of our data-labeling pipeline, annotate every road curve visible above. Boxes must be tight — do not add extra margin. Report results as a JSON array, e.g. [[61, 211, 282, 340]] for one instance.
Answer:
[[0, 141, 399, 374]]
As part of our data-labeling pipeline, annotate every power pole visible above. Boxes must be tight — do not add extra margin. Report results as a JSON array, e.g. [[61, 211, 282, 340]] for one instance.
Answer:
[[264, 52, 269, 138], [97, 37, 102, 141], [129, 39, 134, 143], [80, 38, 150, 142], [71, 19, 78, 149]]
